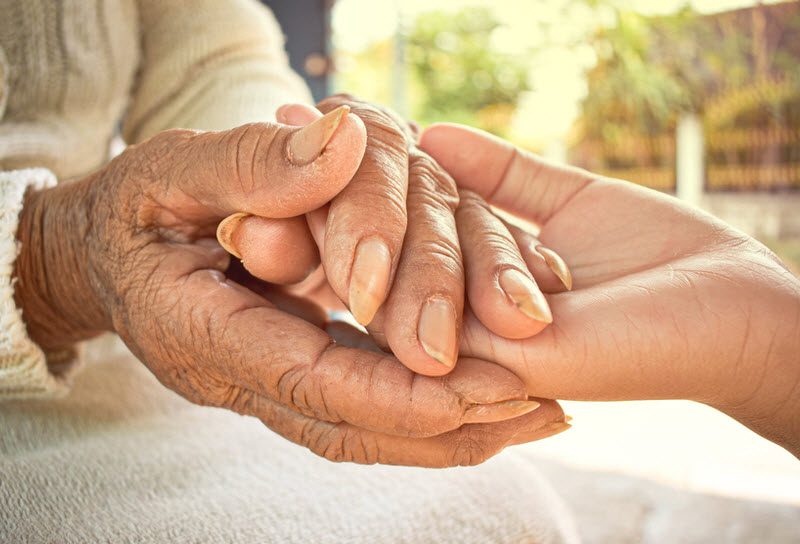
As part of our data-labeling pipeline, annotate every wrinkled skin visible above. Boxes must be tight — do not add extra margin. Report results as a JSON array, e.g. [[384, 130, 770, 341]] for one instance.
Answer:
[[420, 123, 800, 458], [235, 95, 559, 377], [14, 118, 567, 467]]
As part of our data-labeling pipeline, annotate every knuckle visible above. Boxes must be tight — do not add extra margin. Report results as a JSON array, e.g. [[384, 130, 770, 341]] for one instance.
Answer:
[[311, 424, 379, 465], [342, 172, 406, 208], [340, 426, 380, 464], [320, 94, 414, 150], [226, 122, 277, 196], [274, 343, 341, 421], [352, 108, 409, 145], [320, 92, 360, 107], [449, 429, 498, 467], [315, 431, 348, 463], [365, 115, 409, 149], [455, 195, 521, 262], [275, 363, 313, 413], [455, 191, 494, 225], [338, 174, 408, 219], [479, 230, 520, 260], [408, 150, 443, 178], [409, 153, 459, 211], [457, 189, 490, 210], [416, 236, 463, 273], [219, 384, 257, 413]]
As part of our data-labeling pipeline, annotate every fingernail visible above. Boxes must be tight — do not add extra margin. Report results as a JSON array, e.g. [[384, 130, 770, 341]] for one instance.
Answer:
[[418, 297, 457, 368], [216, 212, 251, 259], [510, 421, 572, 446], [349, 237, 392, 326], [286, 105, 350, 165], [275, 103, 292, 124], [535, 245, 573, 291], [463, 399, 541, 424], [498, 268, 552, 324]]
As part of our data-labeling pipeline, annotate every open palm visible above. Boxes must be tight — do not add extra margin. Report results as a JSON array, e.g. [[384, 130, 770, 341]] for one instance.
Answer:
[[420, 123, 800, 450]]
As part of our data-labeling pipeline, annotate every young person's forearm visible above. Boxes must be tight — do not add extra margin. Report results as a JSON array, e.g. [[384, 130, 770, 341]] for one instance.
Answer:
[[716, 272, 800, 458]]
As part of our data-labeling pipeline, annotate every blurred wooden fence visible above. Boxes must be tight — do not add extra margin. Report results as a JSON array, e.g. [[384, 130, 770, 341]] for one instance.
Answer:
[[574, 125, 800, 193], [705, 126, 800, 190], [574, 134, 676, 191]]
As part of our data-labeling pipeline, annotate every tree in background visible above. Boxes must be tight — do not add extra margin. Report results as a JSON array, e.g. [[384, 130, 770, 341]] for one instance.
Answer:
[[579, 8, 696, 147], [574, 2, 800, 179], [335, 7, 531, 138], [579, 4, 800, 138], [405, 7, 530, 137], [333, 1, 799, 182]]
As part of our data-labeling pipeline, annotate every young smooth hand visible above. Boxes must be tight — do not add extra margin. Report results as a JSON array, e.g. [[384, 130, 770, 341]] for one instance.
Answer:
[[420, 123, 800, 458]]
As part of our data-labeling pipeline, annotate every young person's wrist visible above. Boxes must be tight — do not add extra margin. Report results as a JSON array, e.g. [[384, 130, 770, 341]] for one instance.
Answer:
[[715, 269, 800, 458]]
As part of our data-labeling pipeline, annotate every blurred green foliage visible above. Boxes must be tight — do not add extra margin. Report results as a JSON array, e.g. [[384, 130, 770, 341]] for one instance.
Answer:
[[579, 3, 800, 145], [335, 40, 395, 111], [335, 7, 531, 138], [334, 2, 800, 152], [405, 7, 530, 137]]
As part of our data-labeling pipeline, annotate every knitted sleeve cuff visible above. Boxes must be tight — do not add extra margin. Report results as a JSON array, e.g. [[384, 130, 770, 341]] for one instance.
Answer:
[[0, 168, 79, 399]]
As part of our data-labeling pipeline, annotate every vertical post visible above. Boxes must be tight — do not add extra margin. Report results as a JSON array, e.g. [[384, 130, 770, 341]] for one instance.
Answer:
[[391, 1, 408, 118], [676, 113, 704, 206]]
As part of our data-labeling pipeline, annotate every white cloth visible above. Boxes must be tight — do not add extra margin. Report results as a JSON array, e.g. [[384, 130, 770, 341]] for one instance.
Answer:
[[0, 336, 580, 543]]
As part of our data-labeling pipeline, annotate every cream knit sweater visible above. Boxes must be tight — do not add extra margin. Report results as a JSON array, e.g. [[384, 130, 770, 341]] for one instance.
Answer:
[[0, 0, 310, 398]]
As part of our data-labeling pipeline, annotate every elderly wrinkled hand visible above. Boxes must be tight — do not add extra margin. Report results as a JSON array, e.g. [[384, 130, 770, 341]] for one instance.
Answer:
[[218, 95, 572, 378], [14, 114, 566, 467]]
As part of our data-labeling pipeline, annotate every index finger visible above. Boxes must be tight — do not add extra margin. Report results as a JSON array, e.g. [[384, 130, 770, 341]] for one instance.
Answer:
[[279, 97, 410, 327]]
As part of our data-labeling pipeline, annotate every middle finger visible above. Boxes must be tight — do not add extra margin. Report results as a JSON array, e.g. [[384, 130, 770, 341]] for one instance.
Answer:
[[278, 98, 409, 327], [374, 149, 465, 376]]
